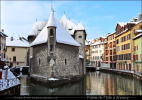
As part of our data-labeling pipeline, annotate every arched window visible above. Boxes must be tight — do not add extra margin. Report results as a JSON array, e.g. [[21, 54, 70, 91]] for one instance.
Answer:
[[50, 29, 54, 36]]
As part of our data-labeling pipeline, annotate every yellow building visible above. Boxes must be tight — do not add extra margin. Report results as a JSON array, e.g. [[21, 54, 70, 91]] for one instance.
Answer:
[[5, 37, 29, 67], [115, 22, 135, 71], [115, 13, 142, 71]]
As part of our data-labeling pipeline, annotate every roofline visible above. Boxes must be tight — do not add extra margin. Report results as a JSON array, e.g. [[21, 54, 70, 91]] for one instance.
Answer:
[[106, 32, 116, 37], [115, 29, 129, 38], [31, 41, 80, 47], [133, 33, 142, 40], [6, 45, 29, 47], [0, 32, 8, 37], [47, 26, 56, 28]]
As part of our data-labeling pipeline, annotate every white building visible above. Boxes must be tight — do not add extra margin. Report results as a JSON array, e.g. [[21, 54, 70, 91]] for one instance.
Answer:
[[90, 37, 106, 67]]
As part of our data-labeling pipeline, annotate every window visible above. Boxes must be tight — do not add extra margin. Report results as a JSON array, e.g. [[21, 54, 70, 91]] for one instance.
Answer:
[[116, 39, 119, 44], [65, 59, 67, 65], [12, 48, 15, 52], [140, 25, 142, 29], [78, 36, 82, 38], [39, 58, 40, 66], [50, 45, 53, 52], [13, 56, 16, 62], [50, 29, 54, 36]]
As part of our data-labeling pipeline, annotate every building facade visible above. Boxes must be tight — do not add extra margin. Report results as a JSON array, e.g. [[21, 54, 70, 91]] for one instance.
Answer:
[[29, 11, 86, 81], [90, 37, 105, 67], [0, 29, 7, 68], [133, 34, 142, 73], [85, 40, 91, 66], [115, 22, 135, 71], [115, 14, 142, 71], [103, 33, 116, 69], [132, 20, 142, 73], [5, 37, 29, 67]]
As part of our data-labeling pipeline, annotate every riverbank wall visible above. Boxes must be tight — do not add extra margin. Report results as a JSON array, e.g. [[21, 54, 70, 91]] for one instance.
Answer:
[[30, 75, 85, 88], [99, 67, 142, 80]]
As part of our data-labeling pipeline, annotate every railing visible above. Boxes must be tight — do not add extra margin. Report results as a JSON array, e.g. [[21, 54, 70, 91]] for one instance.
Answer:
[[0, 78, 20, 91]]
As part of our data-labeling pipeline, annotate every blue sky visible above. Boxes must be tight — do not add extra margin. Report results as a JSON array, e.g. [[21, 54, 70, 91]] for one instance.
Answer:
[[1, 0, 141, 39]]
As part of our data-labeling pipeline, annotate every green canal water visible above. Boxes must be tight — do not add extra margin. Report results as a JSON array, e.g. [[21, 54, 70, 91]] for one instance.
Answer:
[[20, 71, 142, 95]]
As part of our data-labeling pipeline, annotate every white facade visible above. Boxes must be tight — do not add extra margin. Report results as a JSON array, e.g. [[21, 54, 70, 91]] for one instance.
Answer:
[[90, 39, 105, 67]]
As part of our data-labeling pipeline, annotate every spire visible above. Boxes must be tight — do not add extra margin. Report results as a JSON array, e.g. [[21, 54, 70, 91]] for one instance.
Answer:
[[47, 9, 56, 27]]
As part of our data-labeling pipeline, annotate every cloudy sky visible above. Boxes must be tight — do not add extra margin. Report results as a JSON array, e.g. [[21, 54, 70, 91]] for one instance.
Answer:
[[1, 0, 141, 39]]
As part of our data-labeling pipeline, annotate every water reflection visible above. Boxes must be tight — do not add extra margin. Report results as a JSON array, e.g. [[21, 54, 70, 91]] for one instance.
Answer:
[[86, 71, 142, 95], [20, 75, 30, 95], [20, 71, 142, 95], [20, 75, 85, 95]]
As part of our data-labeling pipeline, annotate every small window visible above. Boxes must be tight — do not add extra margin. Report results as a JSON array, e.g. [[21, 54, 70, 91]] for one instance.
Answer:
[[140, 25, 142, 29], [39, 58, 40, 66], [50, 29, 54, 36], [12, 48, 15, 52], [78, 36, 82, 38], [50, 45, 53, 51], [13, 56, 16, 62], [65, 59, 67, 65]]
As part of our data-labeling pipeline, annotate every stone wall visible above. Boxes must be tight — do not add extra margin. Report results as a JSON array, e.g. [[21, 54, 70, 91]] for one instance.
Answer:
[[74, 30, 86, 74], [55, 43, 80, 77], [30, 43, 51, 79], [30, 43, 84, 80], [74, 31, 85, 57]]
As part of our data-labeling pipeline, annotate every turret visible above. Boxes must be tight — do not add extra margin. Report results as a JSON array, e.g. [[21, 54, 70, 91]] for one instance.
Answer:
[[74, 22, 87, 57], [74, 22, 87, 75], [47, 9, 56, 77]]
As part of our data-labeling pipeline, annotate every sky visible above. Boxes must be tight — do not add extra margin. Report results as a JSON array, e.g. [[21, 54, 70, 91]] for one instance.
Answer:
[[1, 0, 141, 39]]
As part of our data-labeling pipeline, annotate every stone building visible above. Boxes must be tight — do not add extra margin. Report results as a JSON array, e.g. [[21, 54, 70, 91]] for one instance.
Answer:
[[60, 14, 87, 70], [6, 36, 29, 67], [28, 10, 86, 82]]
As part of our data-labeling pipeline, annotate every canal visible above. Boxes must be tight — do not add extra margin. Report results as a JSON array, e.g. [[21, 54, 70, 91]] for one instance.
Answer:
[[20, 71, 142, 95]]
